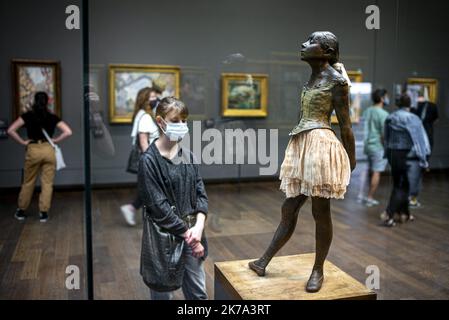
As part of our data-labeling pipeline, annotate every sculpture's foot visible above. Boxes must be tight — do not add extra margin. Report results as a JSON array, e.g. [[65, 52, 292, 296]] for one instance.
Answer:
[[248, 260, 267, 277], [306, 269, 324, 293]]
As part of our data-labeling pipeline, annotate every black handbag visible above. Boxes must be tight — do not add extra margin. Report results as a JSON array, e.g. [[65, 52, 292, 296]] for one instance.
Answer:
[[126, 143, 141, 174], [141, 206, 186, 292]]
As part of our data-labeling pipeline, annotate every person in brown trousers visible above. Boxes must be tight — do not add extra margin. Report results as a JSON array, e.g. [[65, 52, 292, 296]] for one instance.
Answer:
[[7, 92, 72, 222]]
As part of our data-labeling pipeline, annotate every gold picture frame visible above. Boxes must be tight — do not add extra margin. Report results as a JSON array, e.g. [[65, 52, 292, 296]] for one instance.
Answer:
[[407, 78, 438, 104], [109, 64, 180, 124], [347, 70, 363, 84], [222, 73, 268, 118], [331, 70, 363, 124], [12, 59, 62, 119]]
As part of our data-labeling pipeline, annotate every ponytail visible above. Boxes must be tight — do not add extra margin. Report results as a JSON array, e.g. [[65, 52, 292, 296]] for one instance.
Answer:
[[32, 92, 50, 123], [332, 62, 352, 87]]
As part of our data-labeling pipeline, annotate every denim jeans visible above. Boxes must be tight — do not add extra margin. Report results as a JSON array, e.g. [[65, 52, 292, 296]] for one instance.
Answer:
[[407, 159, 422, 197], [150, 246, 207, 300]]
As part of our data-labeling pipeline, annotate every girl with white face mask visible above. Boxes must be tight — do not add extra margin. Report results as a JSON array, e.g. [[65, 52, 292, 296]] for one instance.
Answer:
[[158, 114, 189, 142], [138, 97, 208, 300]]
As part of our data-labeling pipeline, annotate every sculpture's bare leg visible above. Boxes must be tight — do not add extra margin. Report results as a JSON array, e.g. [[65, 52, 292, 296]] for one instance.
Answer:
[[249, 195, 308, 276], [306, 197, 332, 292]]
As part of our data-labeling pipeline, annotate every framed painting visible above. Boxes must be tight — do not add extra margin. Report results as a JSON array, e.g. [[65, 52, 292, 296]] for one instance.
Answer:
[[407, 78, 438, 108], [331, 70, 364, 124], [12, 59, 61, 119], [222, 73, 268, 118], [180, 67, 210, 120], [109, 64, 180, 124]]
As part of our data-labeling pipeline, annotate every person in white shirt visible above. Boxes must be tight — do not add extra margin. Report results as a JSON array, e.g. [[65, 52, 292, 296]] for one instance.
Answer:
[[121, 87, 160, 226]]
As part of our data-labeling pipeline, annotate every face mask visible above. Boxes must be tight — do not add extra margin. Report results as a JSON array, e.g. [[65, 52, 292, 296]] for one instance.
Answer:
[[149, 98, 160, 110], [383, 97, 390, 106], [160, 119, 189, 142]]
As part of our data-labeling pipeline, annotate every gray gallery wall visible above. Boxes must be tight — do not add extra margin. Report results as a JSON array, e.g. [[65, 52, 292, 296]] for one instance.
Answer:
[[1, 0, 448, 188]]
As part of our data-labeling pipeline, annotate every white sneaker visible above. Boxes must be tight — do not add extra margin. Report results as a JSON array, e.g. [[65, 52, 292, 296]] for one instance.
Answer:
[[409, 198, 422, 209], [365, 198, 380, 207], [120, 205, 136, 226]]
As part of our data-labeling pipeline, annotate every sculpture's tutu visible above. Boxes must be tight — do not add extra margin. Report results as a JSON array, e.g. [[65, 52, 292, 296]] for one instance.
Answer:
[[280, 128, 351, 199]]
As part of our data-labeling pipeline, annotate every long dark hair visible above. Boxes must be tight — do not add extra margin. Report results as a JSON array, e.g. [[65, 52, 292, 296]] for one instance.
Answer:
[[132, 87, 153, 122], [32, 91, 50, 123]]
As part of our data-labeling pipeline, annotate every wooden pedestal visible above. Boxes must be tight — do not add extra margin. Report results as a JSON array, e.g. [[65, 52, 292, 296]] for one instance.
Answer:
[[214, 253, 377, 300]]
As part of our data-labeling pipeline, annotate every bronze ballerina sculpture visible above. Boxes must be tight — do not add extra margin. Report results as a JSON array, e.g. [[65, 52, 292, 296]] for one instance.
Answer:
[[249, 31, 356, 293]]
